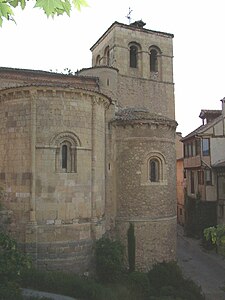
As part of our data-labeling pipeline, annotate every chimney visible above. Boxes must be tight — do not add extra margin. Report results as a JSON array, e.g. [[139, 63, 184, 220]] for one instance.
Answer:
[[221, 97, 225, 117]]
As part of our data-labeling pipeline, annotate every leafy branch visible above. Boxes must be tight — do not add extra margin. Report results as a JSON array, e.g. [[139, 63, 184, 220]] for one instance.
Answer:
[[0, 0, 89, 26], [204, 225, 225, 247]]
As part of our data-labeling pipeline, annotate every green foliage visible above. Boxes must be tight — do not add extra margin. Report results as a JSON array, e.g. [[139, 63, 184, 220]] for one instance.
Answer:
[[0, 0, 89, 26], [95, 237, 125, 283], [0, 231, 31, 299], [147, 261, 205, 300], [126, 271, 152, 299], [0, 281, 23, 300], [204, 225, 225, 245], [204, 225, 225, 255], [21, 261, 205, 300], [21, 268, 133, 300], [127, 222, 135, 272]]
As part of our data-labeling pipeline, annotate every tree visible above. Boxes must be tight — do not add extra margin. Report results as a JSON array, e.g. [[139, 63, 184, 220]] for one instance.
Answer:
[[0, 0, 88, 26], [204, 225, 225, 254], [95, 237, 125, 283], [0, 232, 31, 299]]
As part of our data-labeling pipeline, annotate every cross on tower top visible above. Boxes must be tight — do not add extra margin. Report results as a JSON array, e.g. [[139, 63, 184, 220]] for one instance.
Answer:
[[126, 7, 133, 24]]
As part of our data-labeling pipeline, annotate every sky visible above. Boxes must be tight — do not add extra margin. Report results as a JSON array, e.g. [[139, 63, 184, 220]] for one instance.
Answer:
[[1, 0, 225, 136]]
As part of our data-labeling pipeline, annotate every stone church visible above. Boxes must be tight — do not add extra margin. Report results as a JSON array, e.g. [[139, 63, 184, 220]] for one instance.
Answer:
[[0, 20, 177, 273]]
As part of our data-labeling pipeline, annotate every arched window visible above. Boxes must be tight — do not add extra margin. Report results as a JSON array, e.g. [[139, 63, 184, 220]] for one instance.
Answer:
[[62, 144, 68, 169], [130, 45, 138, 68], [149, 158, 160, 182], [104, 46, 110, 66], [150, 49, 158, 72], [96, 55, 101, 66], [51, 132, 81, 173], [59, 141, 75, 172], [141, 152, 167, 185]]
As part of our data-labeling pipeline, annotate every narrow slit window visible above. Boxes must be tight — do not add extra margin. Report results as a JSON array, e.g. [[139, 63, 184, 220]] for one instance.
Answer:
[[104, 46, 110, 66], [150, 159, 159, 182], [62, 145, 68, 169], [130, 45, 138, 68], [150, 49, 158, 72], [96, 55, 100, 66]]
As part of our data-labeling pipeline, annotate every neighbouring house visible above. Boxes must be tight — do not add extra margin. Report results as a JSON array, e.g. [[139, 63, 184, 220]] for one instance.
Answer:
[[181, 99, 225, 235], [0, 20, 177, 273], [176, 132, 185, 225]]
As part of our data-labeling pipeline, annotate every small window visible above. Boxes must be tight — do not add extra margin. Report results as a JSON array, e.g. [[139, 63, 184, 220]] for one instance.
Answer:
[[149, 159, 160, 182], [191, 170, 195, 193], [62, 145, 68, 169], [150, 49, 158, 72], [192, 142, 196, 156], [130, 45, 138, 68], [104, 46, 110, 66], [188, 143, 192, 157], [141, 152, 166, 186], [52, 132, 80, 174], [196, 139, 201, 155], [96, 55, 101, 66], [205, 169, 212, 185], [202, 138, 210, 156], [60, 142, 74, 173], [184, 144, 188, 158], [198, 170, 204, 185]]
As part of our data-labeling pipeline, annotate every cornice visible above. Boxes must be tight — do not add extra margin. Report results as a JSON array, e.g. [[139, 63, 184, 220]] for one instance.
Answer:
[[0, 85, 111, 108]]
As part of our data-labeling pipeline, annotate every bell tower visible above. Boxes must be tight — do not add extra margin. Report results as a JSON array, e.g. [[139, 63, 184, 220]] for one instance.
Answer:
[[90, 21, 175, 120], [80, 21, 177, 272]]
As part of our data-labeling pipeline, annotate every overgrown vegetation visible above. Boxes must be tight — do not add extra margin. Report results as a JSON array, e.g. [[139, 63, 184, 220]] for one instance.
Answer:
[[0, 228, 205, 300], [204, 225, 225, 255], [95, 237, 125, 283], [20, 238, 205, 300], [0, 187, 31, 299], [21, 261, 205, 300], [0, 232, 31, 300]]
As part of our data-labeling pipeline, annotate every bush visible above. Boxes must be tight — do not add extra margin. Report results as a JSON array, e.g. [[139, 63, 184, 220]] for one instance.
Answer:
[[126, 271, 152, 299], [147, 261, 205, 300], [0, 281, 23, 300], [148, 261, 183, 292], [21, 261, 205, 300], [0, 232, 31, 300], [22, 268, 128, 300], [95, 237, 124, 283]]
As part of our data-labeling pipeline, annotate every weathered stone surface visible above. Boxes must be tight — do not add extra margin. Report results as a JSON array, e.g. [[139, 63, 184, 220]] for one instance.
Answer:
[[0, 21, 176, 274]]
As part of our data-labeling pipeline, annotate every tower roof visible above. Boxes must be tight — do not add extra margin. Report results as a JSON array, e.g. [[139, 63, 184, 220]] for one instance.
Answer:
[[90, 21, 174, 52]]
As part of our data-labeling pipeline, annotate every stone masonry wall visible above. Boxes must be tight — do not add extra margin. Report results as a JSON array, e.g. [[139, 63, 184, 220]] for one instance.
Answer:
[[0, 89, 32, 241], [118, 74, 175, 120], [112, 117, 177, 271], [0, 85, 110, 273]]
